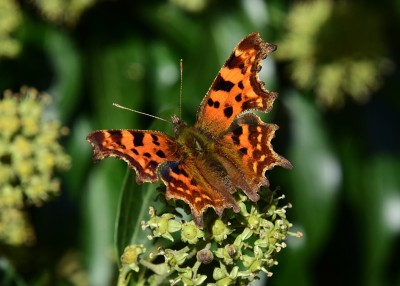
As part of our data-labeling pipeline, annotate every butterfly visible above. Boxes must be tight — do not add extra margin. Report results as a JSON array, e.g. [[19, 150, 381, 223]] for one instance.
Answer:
[[86, 33, 292, 227]]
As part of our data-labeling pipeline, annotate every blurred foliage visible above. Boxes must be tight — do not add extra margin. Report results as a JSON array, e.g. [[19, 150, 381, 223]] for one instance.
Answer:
[[0, 0, 22, 58], [32, 0, 99, 26], [0, 87, 71, 246], [275, 0, 392, 107], [0, 0, 399, 285]]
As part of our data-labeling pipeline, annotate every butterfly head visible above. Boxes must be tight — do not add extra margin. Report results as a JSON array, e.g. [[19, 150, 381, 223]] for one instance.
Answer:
[[171, 115, 188, 135]]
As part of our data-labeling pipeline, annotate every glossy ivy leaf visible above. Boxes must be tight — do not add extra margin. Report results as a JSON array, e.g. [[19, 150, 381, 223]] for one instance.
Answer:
[[114, 169, 162, 263], [285, 91, 342, 251], [360, 156, 400, 286], [87, 36, 146, 129], [114, 114, 175, 264], [85, 160, 124, 286]]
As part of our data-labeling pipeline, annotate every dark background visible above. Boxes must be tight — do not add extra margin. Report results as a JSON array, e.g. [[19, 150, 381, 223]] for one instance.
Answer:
[[1, 0, 399, 285]]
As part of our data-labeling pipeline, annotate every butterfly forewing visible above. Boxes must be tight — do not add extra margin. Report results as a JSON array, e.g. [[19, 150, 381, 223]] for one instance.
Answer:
[[195, 32, 278, 136], [86, 130, 180, 183]]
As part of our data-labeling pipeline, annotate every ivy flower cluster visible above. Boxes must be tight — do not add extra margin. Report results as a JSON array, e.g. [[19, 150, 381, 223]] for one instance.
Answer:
[[0, 0, 22, 58], [0, 87, 71, 245], [276, 0, 391, 107], [119, 189, 301, 285], [32, 0, 99, 25]]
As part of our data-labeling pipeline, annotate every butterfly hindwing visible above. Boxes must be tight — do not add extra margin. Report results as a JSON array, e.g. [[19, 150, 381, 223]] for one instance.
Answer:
[[216, 114, 292, 198], [160, 160, 240, 226]]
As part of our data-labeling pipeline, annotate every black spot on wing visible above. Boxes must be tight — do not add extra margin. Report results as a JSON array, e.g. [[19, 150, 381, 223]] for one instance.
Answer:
[[151, 134, 160, 146], [133, 132, 144, 146], [109, 131, 123, 147], [235, 93, 242, 102], [230, 125, 243, 145], [180, 168, 189, 178], [232, 126, 243, 136], [144, 152, 151, 158], [238, 81, 244, 89], [148, 160, 158, 170], [131, 148, 139, 155], [213, 74, 234, 92], [156, 150, 166, 158], [207, 98, 220, 109], [223, 106, 233, 118], [239, 147, 248, 155], [226, 53, 245, 70], [190, 178, 197, 186]]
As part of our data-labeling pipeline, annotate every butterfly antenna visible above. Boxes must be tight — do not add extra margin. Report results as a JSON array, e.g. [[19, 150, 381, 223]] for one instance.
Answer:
[[179, 59, 183, 119], [112, 103, 170, 123]]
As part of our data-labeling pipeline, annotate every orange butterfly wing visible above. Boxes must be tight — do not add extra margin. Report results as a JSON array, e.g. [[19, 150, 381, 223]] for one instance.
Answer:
[[216, 113, 292, 201], [195, 32, 277, 136], [86, 130, 180, 183], [160, 161, 239, 226], [191, 32, 291, 207]]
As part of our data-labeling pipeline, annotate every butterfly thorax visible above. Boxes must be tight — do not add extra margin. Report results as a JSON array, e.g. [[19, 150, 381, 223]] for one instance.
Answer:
[[171, 115, 215, 158], [171, 115, 231, 188]]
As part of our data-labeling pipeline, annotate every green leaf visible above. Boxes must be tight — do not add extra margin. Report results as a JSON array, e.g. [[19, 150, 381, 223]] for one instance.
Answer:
[[43, 27, 82, 123], [273, 91, 342, 286], [83, 160, 125, 286], [0, 258, 27, 286], [86, 36, 146, 129], [360, 156, 400, 286], [63, 115, 93, 198], [285, 91, 342, 252], [114, 168, 161, 262]]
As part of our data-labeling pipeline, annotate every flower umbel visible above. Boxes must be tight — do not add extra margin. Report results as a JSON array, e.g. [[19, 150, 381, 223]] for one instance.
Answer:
[[31, 0, 99, 25], [0, 0, 22, 58], [0, 87, 71, 245], [276, 0, 391, 106], [119, 189, 300, 285]]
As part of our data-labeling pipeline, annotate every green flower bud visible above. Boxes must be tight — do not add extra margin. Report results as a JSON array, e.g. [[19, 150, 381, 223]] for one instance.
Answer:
[[148, 213, 179, 241], [213, 264, 239, 284], [213, 267, 225, 281], [216, 277, 234, 286], [215, 244, 239, 265], [242, 254, 261, 273], [163, 247, 190, 268], [181, 221, 204, 244], [121, 244, 146, 272], [179, 267, 207, 286], [211, 219, 232, 243]]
